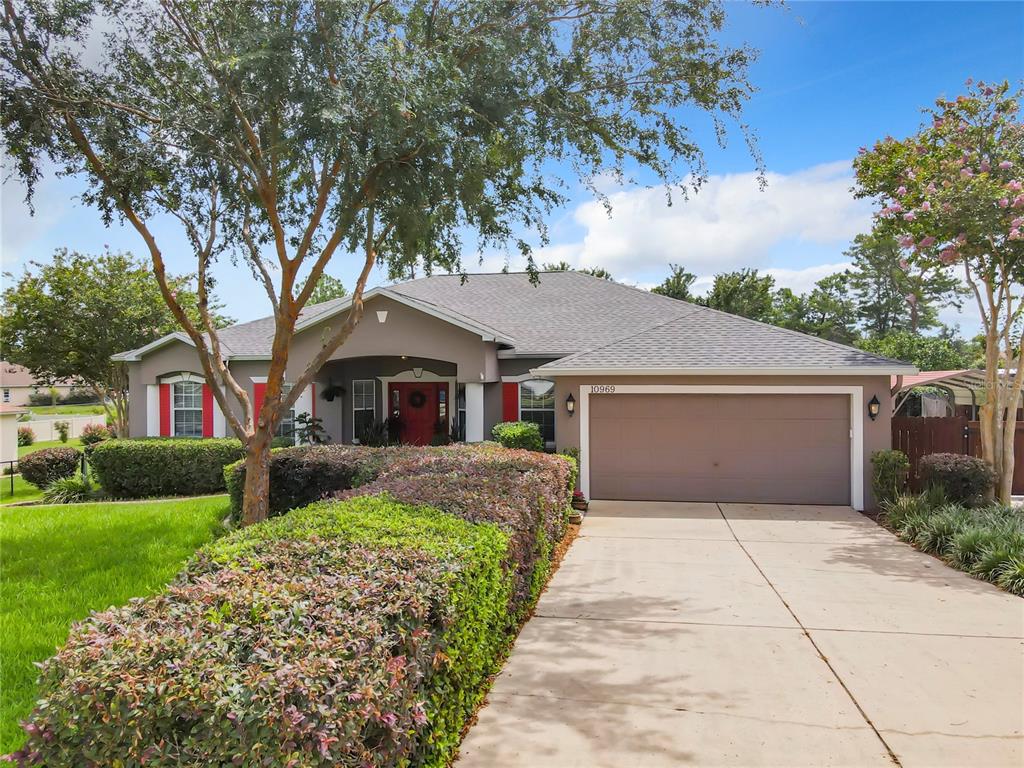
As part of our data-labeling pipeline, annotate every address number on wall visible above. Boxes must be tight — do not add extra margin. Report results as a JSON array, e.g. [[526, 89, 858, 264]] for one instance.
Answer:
[[590, 385, 616, 394]]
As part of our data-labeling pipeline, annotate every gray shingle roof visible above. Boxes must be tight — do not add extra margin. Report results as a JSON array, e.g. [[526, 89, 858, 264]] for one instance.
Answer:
[[116, 270, 913, 372], [535, 305, 911, 373], [389, 271, 699, 356]]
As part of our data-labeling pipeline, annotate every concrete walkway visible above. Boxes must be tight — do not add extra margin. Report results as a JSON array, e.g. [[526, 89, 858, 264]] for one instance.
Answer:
[[458, 501, 1024, 767]]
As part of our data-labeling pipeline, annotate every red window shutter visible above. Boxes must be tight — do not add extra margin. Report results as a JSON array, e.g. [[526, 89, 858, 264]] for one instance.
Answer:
[[502, 382, 519, 422], [202, 384, 214, 438], [159, 383, 171, 437], [253, 383, 267, 422]]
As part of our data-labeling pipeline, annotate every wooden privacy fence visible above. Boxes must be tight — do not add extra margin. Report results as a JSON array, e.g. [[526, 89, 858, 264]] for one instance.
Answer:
[[892, 416, 1024, 494]]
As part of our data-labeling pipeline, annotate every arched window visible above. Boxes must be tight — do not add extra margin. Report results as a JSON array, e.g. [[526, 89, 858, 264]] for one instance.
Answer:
[[172, 381, 203, 437], [519, 379, 555, 443]]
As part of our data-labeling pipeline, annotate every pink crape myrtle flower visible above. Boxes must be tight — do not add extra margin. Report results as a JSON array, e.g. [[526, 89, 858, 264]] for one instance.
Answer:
[[960, 168, 974, 179], [920, 201, 931, 211], [918, 236, 937, 248], [1010, 229, 1022, 241], [1009, 180, 1023, 192], [1014, 195, 1024, 208], [899, 235, 915, 248], [898, 258, 910, 271], [903, 211, 916, 221], [896, 185, 907, 196], [926, 182, 938, 194], [938, 248, 959, 265], [999, 198, 1010, 208], [999, 160, 1013, 170], [980, 160, 991, 173]]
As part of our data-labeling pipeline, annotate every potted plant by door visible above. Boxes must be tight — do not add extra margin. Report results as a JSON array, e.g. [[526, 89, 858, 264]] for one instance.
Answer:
[[569, 490, 588, 523]]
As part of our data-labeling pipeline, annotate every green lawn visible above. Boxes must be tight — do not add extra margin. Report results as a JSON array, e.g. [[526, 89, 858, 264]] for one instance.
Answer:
[[17, 438, 85, 458], [0, 475, 44, 504], [0, 496, 229, 753], [24, 404, 105, 416]]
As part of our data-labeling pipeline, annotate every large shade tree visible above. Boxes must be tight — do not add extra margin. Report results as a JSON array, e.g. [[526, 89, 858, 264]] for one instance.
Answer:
[[2, 0, 762, 523], [854, 80, 1024, 502], [1, 249, 231, 436]]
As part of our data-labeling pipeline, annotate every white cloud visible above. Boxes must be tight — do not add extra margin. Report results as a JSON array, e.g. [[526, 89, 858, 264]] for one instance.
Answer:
[[764, 261, 853, 295], [537, 160, 871, 276]]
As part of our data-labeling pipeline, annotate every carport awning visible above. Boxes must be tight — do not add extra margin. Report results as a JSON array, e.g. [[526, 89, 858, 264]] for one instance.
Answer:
[[890, 370, 987, 394]]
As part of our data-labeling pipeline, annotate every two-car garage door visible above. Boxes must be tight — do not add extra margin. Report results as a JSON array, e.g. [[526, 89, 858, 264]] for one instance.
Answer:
[[589, 393, 851, 505]]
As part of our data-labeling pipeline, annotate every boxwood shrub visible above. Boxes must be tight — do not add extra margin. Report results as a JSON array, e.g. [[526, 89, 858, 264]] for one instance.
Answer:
[[18, 447, 81, 489], [12, 496, 515, 767], [224, 445, 386, 519], [491, 420, 544, 451], [89, 438, 245, 498]]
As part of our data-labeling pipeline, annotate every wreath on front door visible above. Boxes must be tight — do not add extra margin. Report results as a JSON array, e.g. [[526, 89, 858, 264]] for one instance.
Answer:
[[408, 390, 427, 409]]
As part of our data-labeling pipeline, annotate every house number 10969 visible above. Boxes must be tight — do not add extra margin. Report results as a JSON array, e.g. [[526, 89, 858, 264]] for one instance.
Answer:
[[590, 385, 616, 394]]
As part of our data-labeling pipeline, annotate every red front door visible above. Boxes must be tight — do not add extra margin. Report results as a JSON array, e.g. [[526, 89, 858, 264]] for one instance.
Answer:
[[389, 382, 448, 445]]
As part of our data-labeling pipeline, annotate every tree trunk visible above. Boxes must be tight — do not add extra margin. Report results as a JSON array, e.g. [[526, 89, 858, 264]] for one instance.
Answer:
[[241, 432, 273, 525]]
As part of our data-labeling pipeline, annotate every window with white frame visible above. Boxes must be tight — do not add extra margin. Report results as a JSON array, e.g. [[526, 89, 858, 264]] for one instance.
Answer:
[[352, 380, 375, 443], [2, 388, 9, 403], [520, 379, 555, 443], [276, 384, 295, 439], [172, 381, 203, 437]]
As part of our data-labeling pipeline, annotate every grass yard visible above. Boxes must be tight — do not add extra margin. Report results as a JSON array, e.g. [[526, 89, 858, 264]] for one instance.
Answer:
[[0, 496, 229, 754], [24, 404, 105, 416], [0, 475, 44, 505], [17, 438, 85, 458]]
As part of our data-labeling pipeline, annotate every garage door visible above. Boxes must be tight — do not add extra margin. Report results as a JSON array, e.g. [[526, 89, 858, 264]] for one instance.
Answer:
[[589, 393, 850, 505]]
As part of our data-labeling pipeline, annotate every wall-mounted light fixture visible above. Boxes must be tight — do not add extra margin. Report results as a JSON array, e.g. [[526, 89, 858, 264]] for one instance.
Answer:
[[566, 393, 576, 417], [868, 395, 881, 421]]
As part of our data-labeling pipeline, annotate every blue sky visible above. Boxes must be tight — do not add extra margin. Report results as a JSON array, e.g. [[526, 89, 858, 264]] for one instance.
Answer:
[[2, 1, 1022, 333]]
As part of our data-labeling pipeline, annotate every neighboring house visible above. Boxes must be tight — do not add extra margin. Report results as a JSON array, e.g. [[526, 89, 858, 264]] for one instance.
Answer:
[[113, 271, 915, 510], [0, 361, 77, 406], [0, 404, 26, 464]]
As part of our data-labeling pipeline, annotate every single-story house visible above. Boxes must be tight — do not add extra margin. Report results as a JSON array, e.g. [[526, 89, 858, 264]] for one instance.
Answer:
[[113, 271, 916, 510], [0, 361, 77, 407]]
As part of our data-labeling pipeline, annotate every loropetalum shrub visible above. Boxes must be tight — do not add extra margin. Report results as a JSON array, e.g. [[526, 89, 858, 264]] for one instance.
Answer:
[[871, 449, 910, 505], [16, 426, 34, 447], [18, 447, 81, 489], [338, 444, 573, 612], [12, 497, 515, 767], [919, 452, 996, 505], [225, 445, 386, 519], [89, 438, 245, 498], [491, 420, 544, 451], [78, 423, 112, 446]]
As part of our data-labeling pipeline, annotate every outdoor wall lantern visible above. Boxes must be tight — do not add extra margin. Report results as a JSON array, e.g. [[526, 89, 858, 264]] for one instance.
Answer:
[[566, 393, 576, 417], [868, 395, 881, 421]]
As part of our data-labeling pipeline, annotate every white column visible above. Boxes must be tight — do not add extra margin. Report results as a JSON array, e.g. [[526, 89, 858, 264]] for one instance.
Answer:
[[146, 384, 160, 437], [292, 385, 314, 444], [465, 382, 484, 442]]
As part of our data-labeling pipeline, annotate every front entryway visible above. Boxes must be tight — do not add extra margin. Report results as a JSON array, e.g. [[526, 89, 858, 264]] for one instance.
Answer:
[[458, 502, 1024, 767], [388, 381, 449, 445]]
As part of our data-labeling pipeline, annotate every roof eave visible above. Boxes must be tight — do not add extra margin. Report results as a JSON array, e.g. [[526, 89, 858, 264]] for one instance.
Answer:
[[111, 332, 195, 362], [531, 365, 920, 377]]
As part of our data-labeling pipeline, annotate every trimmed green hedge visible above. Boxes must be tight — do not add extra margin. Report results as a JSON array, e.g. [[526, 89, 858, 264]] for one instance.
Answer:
[[14, 496, 515, 767], [89, 438, 245, 498], [491, 420, 544, 451], [224, 445, 386, 519]]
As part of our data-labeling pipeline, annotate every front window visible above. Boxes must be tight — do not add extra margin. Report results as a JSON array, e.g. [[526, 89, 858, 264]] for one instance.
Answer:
[[172, 381, 203, 438], [455, 384, 466, 441], [276, 384, 295, 439], [352, 380, 375, 443], [2, 388, 8, 403], [520, 379, 555, 444]]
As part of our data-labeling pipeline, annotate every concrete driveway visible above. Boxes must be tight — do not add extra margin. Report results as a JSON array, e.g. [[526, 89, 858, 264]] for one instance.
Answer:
[[458, 501, 1024, 767]]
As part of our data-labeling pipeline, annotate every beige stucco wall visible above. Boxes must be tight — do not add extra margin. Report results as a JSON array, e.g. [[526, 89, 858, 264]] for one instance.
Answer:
[[1, 384, 76, 407], [550, 374, 893, 510]]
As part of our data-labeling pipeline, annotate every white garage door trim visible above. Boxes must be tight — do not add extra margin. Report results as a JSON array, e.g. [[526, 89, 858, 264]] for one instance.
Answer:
[[578, 384, 864, 511]]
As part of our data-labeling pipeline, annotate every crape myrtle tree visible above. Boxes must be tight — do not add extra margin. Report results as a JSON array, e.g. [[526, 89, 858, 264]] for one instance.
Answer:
[[2, 0, 762, 523], [854, 80, 1024, 503]]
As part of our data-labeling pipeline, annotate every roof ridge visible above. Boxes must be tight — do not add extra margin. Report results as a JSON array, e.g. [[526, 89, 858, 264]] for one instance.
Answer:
[[549, 304, 704, 366], [683, 302, 906, 366]]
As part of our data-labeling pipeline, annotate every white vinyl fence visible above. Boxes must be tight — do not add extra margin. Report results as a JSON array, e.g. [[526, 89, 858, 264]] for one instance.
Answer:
[[23, 414, 107, 442]]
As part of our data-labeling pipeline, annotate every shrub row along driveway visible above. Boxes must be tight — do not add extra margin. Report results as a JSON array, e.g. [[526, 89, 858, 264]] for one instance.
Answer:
[[458, 502, 1024, 767]]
